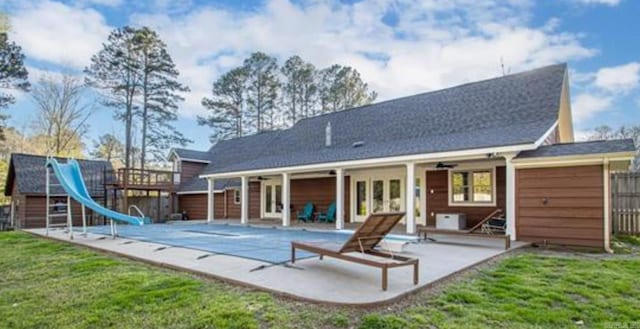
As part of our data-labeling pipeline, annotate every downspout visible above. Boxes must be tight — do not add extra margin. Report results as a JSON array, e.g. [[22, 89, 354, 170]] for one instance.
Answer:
[[603, 158, 613, 253]]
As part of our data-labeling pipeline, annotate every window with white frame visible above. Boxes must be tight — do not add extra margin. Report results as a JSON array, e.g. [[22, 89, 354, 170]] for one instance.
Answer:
[[234, 189, 241, 205], [450, 169, 494, 205]]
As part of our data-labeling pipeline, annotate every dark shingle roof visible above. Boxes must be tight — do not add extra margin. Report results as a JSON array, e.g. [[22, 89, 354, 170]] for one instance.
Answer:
[[200, 63, 567, 175], [5, 153, 112, 196], [170, 148, 210, 162], [179, 176, 240, 193], [516, 139, 636, 159]]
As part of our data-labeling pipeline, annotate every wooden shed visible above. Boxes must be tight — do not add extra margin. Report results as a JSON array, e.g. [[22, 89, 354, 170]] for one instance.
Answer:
[[4, 153, 112, 229]]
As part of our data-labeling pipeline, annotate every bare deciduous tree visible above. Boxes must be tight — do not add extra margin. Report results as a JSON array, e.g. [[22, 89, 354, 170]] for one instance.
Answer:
[[31, 74, 93, 156]]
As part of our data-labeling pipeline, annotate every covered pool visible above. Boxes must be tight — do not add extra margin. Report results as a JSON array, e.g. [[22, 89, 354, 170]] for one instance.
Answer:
[[86, 222, 417, 264]]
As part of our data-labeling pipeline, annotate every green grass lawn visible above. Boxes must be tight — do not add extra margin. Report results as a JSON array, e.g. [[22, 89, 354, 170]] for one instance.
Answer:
[[1, 232, 639, 329]]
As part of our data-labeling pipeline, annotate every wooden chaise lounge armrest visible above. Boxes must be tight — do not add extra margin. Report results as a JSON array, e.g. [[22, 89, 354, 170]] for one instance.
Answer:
[[290, 241, 419, 291]]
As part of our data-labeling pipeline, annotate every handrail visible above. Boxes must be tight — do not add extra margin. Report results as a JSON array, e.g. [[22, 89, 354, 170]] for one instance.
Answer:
[[128, 205, 145, 219], [469, 209, 503, 233]]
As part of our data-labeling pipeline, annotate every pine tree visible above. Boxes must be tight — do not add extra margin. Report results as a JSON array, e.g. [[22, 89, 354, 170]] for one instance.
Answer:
[[199, 67, 248, 142], [132, 27, 191, 167], [281, 55, 316, 125], [85, 26, 142, 169], [318, 64, 376, 113], [244, 52, 280, 131]]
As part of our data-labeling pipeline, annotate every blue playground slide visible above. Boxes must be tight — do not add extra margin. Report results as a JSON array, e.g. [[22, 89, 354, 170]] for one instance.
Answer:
[[46, 158, 145, 226]]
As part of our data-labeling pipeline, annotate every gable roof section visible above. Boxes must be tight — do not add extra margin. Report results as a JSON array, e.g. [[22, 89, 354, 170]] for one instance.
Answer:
[[200, 63, 567, 176], [169, 148, 211, 163], [178, 176, 240, 193], [5, 153, 112, 196], [515, 139, 636, 159]]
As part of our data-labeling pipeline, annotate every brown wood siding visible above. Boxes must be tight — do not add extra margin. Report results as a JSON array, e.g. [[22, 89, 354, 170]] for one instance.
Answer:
[[249, 182, 260, 219], [180, 161, 207, 187], [426, 167, 505, 228], [516, 165, 604, 248], [178, 193, 224, 220], [290, 177, 351, 222], [17, 196, 105, 229]]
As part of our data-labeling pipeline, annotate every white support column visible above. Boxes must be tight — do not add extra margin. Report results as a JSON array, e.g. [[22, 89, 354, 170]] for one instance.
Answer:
[[282, 173, 291, 227], [207, 178, 215, 223], [335, 168, 345, 230], [405, 163, 416, 234], [241, 176, 249, 225], [504, 153, 516, 240]]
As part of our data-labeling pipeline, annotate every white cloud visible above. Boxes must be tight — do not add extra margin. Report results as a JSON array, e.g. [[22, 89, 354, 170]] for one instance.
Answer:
[[572, 93, 614, 122], [79, 0, 124, 7], [129, 0, 594, 118], [9, 0, 111, 69], [595, 62, 640, 93]]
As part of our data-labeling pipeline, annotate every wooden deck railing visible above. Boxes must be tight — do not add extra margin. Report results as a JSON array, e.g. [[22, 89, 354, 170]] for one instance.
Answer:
[[105, 168, 179, 190]]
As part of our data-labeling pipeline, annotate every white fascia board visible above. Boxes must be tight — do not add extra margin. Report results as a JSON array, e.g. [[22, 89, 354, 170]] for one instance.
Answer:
[[533, 121, 559, 147], [199, 143, 537, 179], [180, 158, 211, 164], [512, 152, 635, 168]]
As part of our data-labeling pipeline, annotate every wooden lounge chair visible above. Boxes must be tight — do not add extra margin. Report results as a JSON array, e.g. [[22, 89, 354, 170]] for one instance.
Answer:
[[291, 212, 418, 291], [297, 202, 315, 222], [317, 202, 336, 223], [417, 209, 511, 249]]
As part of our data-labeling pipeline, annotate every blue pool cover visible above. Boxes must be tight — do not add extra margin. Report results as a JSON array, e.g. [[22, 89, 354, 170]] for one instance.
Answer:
[[85, 223, 371, 264]]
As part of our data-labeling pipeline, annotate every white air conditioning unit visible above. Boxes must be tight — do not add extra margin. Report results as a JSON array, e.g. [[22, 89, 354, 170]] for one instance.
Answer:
[[435, 213, 466, 230]]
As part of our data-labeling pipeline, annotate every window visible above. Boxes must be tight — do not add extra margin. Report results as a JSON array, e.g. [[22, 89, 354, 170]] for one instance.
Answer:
[[450, 169, 494, 205], [356, 181, 367, 216], [234, 190, 241, 205]]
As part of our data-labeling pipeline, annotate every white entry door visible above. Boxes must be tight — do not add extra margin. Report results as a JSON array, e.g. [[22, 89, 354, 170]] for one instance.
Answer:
[[262, 182, 282, 218]]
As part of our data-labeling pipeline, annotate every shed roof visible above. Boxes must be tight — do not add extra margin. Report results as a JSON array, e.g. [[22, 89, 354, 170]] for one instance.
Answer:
[[515, 139, 636, 159], [5, 153, 112, 197]]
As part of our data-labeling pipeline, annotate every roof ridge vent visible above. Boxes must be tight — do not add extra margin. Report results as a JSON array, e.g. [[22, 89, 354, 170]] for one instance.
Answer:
[[325, 121, 332, 147], [352, 141, 365, 148]]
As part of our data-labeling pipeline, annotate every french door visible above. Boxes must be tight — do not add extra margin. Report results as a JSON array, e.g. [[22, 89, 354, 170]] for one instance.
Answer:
[[354, 176, 404, 222], [263, 182, 282, 218]]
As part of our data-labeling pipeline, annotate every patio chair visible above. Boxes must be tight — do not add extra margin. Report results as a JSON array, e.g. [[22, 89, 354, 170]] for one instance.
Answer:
[[417, 209, 511, 249], [291, 212, 418, 291], [297, 202, 315, 222], [317, 202, 336, 223]]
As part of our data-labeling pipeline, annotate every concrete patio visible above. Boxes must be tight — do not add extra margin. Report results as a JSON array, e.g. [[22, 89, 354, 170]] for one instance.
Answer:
[[25, 225, 527, 305]]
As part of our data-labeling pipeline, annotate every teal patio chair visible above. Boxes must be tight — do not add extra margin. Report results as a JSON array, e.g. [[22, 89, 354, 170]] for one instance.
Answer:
[[297, 202, 315, 222], [317, 202, 336, 223]]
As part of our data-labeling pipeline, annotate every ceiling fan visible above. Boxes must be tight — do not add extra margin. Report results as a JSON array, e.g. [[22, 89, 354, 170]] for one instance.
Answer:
[[435, 162, 458, 169]]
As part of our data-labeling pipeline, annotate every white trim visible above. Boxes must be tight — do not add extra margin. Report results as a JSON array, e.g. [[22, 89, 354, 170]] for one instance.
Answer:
[[533, 121, 559, 147], [447, 166, 497, 207], [405, 163, 416, 234], [200, 143, 538, 179], [282, 173, 291, 227], [512, 153, 635, 169], [168, 150, 211, 164], [335, 168, 345, 230], [233, 189, 241, 205], [207, 179, 214, 222]]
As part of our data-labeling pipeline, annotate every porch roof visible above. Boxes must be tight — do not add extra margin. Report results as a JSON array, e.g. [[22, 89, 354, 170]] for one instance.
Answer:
[[200, 64, 566, 176], [515, 139, 636, 159]]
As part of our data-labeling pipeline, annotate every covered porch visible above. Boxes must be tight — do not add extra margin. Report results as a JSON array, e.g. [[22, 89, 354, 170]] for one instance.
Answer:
[[203, 150, 517, 238]]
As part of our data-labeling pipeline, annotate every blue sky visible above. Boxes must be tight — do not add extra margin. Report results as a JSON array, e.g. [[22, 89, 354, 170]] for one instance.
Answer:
[[2, 0, 639, 154]]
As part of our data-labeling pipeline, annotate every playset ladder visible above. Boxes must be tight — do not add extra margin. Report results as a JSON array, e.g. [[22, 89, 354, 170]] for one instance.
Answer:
[[45, 160, 87, 239]]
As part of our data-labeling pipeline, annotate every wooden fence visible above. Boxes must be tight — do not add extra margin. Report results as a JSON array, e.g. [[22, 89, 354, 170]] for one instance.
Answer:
[[612, 172, 640, 235]]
